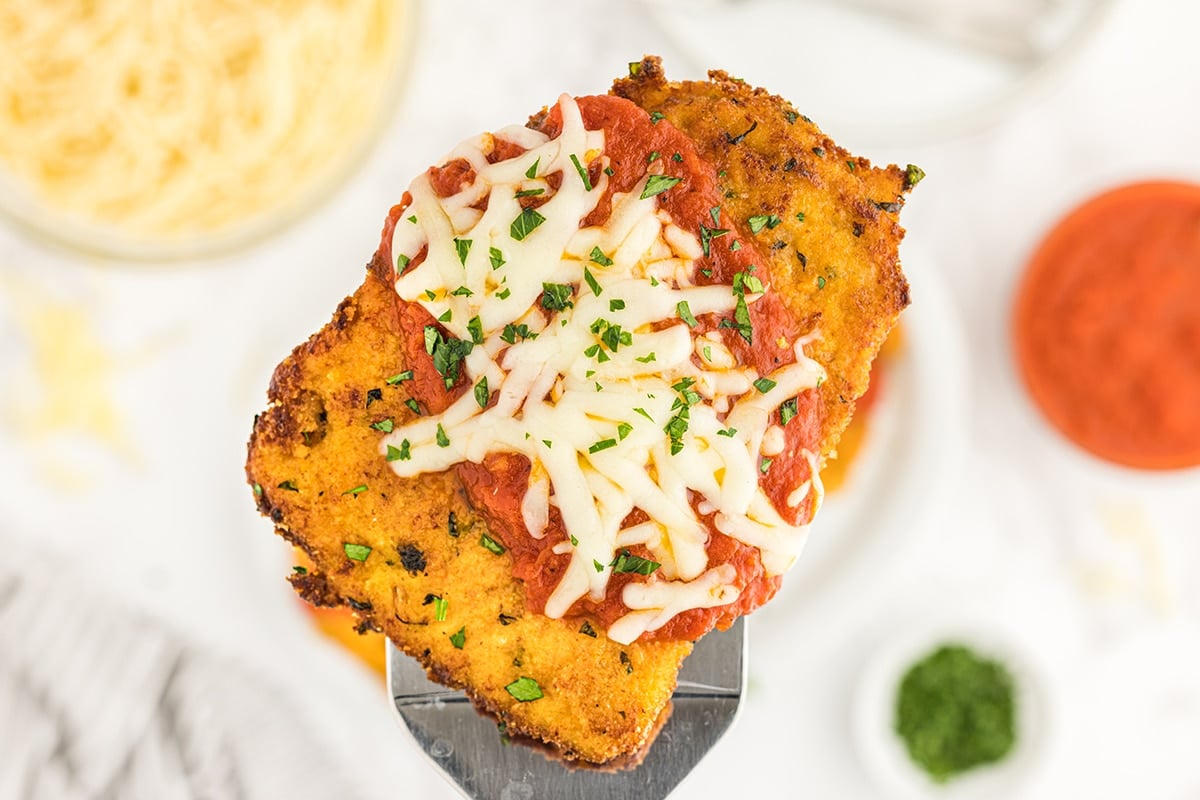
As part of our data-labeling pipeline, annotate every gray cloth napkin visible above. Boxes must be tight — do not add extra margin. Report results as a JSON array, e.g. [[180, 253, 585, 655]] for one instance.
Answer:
[[0, 560, 366, 800]]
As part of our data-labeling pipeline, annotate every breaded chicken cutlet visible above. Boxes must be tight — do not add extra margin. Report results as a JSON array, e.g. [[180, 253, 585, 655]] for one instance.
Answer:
[[247, 56, 916, 765]]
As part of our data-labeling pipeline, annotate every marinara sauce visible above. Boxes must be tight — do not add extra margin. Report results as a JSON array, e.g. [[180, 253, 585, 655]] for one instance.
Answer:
[[1014, 181, 1200, 471], [377, 95, 824, 640]]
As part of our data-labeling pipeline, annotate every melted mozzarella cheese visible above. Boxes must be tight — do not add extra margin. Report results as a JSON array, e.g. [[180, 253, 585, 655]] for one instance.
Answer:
[[382, 95, 825, 641]]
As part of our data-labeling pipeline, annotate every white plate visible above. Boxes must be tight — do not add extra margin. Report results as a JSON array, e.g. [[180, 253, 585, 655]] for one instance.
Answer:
[[758, 246, 968, 632], [646, 0, 1113, 147]]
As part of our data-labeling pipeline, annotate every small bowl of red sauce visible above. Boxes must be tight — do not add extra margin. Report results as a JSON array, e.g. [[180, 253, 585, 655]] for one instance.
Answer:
[[1013, 181, 1200, 471]]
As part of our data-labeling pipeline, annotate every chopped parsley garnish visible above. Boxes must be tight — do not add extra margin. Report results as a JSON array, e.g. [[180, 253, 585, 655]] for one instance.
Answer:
[[404, 398, 422, 415], [277, 480, 299, 492], [474, 377, 489, 409], [583, 268, 603, 297], [676, 300, 698, 327], [733, 271, 765, 295], [450, 286, 473, 297], [525, 158, 539, 179], [489, 246, 506, 270], [496, 287, 511, 300], [424, 289, 437, 301], [648, 110, 666, 124], [500, 322, 537, 344], [479, 533, 506, 555], [433, 596, 449, 621], [730, 240, 742, 251], [588, 438, 618, 454], [435, 424, 450, 448], [617, 422, 633, 441], [796, 212, 806, 222], [664, 407, 690, 455], [407, 214, 417, 224], [717, 426, 737, 437], [747, 214, 782, 234], [396, 253, 410, 272], [387, 441, 411, 461], [647, 150, 660, 163], [604, 166, 615, 176], [449, 627, 466, 649], [453, 237, 472, 265], [634, 407, 653, 421], [570, 153, 593, 191], [542, 439, 552, 449], [640, 174, 682, 200], [292, 565, 306, 574], [467, 315, 484, 345], [672, 152, 683, 162], [515, 188, 544, 198], [579, 621, 598, 638], [593, 559, 605, 572], [437, 309, 452, 323], [371, 418, 395, 433], [424, 325, 474, 389], [635, 352, 656, 364], [342, 484, 368, 496], [541, 282, 574, 311], [609, 298, 625, 311], [780, 397, 799, 426], [590, 318, 632, 353], [905, 163, 926, 188], [510, 206, 546, 241], [589, 246, 613, 267], [343, 542, 372, 562], [505, 676, 543, 702], [253, 483, 263, 497], [753, 377, 777, 394], [699, 224, 730, 257], [760, 458, 774, 474], [386, 370, 413, 385], [817, 276, 827, 289], [610, 549, 661, 576]]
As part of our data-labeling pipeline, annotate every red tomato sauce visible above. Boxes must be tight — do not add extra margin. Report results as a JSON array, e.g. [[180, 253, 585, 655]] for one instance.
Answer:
[[1014, 181, 1200, 470], [376, 95, 824, 640]]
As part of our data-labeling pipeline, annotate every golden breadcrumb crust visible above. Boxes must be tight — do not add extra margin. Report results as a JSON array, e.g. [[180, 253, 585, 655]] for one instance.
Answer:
[[246, 55, 911, 765]]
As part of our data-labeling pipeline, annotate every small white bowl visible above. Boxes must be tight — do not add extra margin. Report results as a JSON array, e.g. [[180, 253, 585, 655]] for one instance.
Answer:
[[853, 616, 1053, 799]]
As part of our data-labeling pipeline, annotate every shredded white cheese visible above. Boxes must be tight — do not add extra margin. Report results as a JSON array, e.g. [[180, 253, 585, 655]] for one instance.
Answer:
[[382, 96, 826, 644]]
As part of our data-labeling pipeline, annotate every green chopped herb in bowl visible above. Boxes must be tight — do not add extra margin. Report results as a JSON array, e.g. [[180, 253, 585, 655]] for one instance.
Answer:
[[894, 643, 1017, 783]]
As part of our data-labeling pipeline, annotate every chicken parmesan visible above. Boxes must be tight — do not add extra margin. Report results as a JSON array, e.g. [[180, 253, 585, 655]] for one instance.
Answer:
[[247, 56, 914, 764]]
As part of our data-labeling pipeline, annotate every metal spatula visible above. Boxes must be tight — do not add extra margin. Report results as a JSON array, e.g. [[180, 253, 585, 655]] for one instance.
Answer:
[[388, 618, 747, 800]]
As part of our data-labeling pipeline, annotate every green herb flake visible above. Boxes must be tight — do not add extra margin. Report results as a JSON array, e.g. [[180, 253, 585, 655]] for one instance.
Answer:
[[467, 315, 484, 345], [896, 644, 1016, 783], [634, 352, 656, 364], [386, 441, 411, 462], [386, 370, 413, 385], [525, 157, 540, 180], [437, 309, 452, 323], [730, 240, 742, 252], [617, 422, 633, 441], [278, 480, 299, 492], [676, 300, 698, 327], [780, 397, 799, 426], [647, 151, 661, 163], [474, 377, 489, 409], [433, 596, 449, 621], [648, 110, 665, 124], [609, 298, 625, 311], [253, 482, 263, 497], [588, 438, 618, 454], [480, 533, 506, 555], [747, 214, 782, 234], [371, 418, 395, 433], [407, 215, 417, 224], [424, 290, 437, 301], [753, 377, 777, 394], [343, 542, 372, 562], [541, 282, 574, 312], [583, 268, 603, 297], [640, 174, 682, 200], [699, 224, 730, 258], [497, 287, 511, 300], [817, 276, 827, 289], [404, 398, 422, 415], [760, 458, 773, 474], [505, 676, 544, 702], [610, 549, 661, 576], [450, 285, 473, 297], [847, 160, 857, 172], [570, 153, 593, 191], [905, 163, 926, 188], [589, 246, 614, 267], [453, 238, 472, 265], [633, 407, 653, 422], [717, 426, 737, 437], [292, 565, 307, 574], [542, 439, 553, 449], [795, 212, 806, 223], [604, 166, 614, 176], [435, 424, 450, 448], [396, 253, 411, 272], [342, 484, 368, 496], [672, 152, 683, 163], [449, 627, 466, 649], [489, 247, 506, 270], [593, 559, 605, 573], [515, 187, 544, 198], [500, 322, 536, 344], [510, 207, 546, 241]]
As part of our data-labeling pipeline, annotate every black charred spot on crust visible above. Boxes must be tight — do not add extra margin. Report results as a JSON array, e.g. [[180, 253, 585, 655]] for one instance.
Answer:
[[366, 387, 383, 407], [398, 543, 428, 575], [355, 618, 380, 635], [498, 612, 518, 626], [346, 597, 373, 612], [619, 651, 633, 674], [422, 593, 439, 605], [290, 571, 342, 607]]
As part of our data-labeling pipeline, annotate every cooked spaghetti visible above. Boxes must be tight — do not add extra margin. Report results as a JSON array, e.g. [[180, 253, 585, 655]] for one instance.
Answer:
[[0, 0, 408, 245]]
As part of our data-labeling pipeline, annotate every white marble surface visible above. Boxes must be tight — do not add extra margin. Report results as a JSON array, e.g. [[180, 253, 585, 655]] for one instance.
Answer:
[[2, 1, 1199, 797]]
